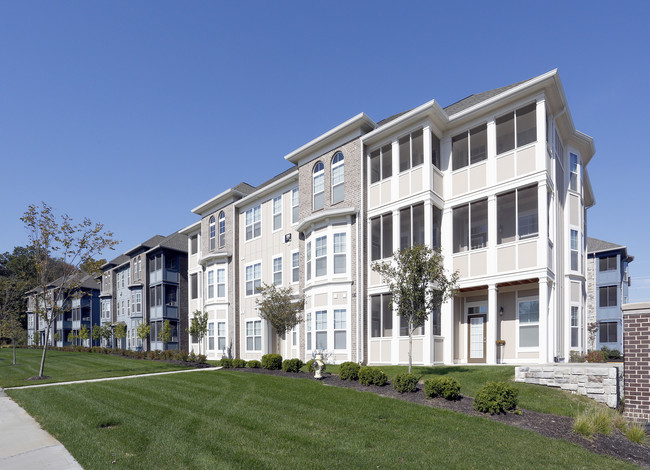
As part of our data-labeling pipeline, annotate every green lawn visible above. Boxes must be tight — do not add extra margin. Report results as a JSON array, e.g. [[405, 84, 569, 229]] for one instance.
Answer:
[[8, 370, 635, 470], [0, 348, 192, 388], [322, 364, 598, 417]]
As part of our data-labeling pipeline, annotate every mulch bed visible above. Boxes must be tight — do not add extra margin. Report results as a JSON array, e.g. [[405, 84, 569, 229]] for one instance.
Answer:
[[230, 367, 650, 468]]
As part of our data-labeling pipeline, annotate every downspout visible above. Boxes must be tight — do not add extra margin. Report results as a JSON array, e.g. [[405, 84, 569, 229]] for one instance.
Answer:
[[357, 136, 364, 364]]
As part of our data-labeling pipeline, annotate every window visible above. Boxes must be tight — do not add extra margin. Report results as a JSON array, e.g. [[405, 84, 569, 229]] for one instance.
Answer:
[[245, 206, 261, 241], [207, 270, 214, 298], [165, 255, 177, 271], [165, 285, 177, 307], [306, 241, 312, 281], [292, 252, 299, 283], [306, 312, 312, 350], [400, 315, 423, 336], [333, 233, 346, 274], [315, 236, 327, 277], [599, 286, 617, 307], [453, 199, 488, 253], [190, 235, 198, 255], [217, 268, 226, 298], [452, 124, 487, 171], [246, 320, 262, 351], [334, 309, 346, 349], [292, 327, 297, 347], [209, 216, 216, 250], [273, 196, 282, 231], [431, 132, 441, 169], [496, 103, 537, 154], [313, 162, 324, 210], [371, 293, 392, 337], [331, 152, 344, 203], [315, 310, 327, 349], [371, 213, 393, 261], [245, 263, 261, 296], [208, 322, 214, 350], [497, 186, 538, 244], [399, 203, 424, 250], [599, 321, 617, 343], [291, 187, 299, 224], [570, 306, 580, 348], [218, 211, 226, 247], [518, 297, 539, 348], [190, 273, 198, 299], [370, 144, 392, 184], [599, 256, 617, 272], [399, 129, 424, 172], [134, 292, 142, 314], [217, 322, 226, 350], [432, 206, 442, 249], [570, 153, 580, 192], [138, 257, 141, 279], [273, 256, 282, 286], [571, 230, 579, 271], [149, 285, 162, 307]]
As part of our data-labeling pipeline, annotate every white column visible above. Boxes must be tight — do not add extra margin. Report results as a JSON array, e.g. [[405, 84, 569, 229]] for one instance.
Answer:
[[391, 140, 400, 201], [487, 284, 497, 364], [486, 119, 497, 186], [536, 97, 547, 171], [423, 126, 432, 191], [539, 277, 549, 363], [423, 200, 433, 364], [391, 209, 400, 364], [441, 136, 452, 200], [538, 182, 548, 270], [487, 195, 497, 276], [441, 207, 454, 364]]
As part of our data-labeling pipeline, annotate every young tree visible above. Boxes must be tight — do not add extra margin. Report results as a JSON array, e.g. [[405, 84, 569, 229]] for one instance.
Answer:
[[0, 312, 24, 365], [186, 310, 208, 355], [101, 324, 113, 347], [256, 284, 304, 338], [78, 324, 89, 346], [91, 324, 102, 345], [32, 331, 40, 347], [372, 244, 458, 373], [160, 320, 172, 349], [136, 322, 150, 351], [53, 331, 61, 343], [67, 331, 77, 344], [21, 202, 118, 377], [114, 323, 127, 349]]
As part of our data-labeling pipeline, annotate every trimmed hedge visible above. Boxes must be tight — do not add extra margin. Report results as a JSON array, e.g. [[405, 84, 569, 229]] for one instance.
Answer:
[[261, 354, 283, 370], [393, 373, 418, 393], [232, 358, 247, 368], [358, 366, 388, 386], [282, 358, 304, 373], [246, 360, 261, 369], [473, 381, 518, 414], [219, 358, 233, 368], [339, 362, 361, 381], [424, 376, 461, 400]]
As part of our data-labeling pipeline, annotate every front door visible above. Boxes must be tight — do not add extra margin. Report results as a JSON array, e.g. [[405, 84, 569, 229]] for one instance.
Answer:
[[467, 308, 487, 363]]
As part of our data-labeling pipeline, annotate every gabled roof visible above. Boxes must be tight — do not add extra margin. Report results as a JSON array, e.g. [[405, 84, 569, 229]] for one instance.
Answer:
[[155, 231, 188, 253], [124, 234, 167, 256], [443, 79, 528, 116], [29, 272, 100, 293], [587, 236, 633, 259], [102, 254, 130, 270]]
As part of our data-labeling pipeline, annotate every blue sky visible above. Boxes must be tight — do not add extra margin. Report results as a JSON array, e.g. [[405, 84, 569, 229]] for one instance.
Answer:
[[1, 1, 649, 301]]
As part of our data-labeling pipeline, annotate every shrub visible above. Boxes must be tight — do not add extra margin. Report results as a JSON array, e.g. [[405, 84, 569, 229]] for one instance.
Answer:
[[586, 350, 606, 363], [573, 412, 594, 438], [232, 358, 247, 368], [247, 360, 261, 369], [573, 406, 616, 438], [188, 352, 197, 362], [473, 382, 518, 414], [219, 358, 233, 368], [261, 354, 283, 370], [424, 376, 461, 400], [197, 354, 207, 364], [339, 362, 360, 381], [600, 346, 622, 361], [306, 359, 326, 373], [358, 366, 388, 386], [624, 422, 647, 444], [393, 373, 419, 393], [282, 358, 304, 373], [569, 351, 586, 363]]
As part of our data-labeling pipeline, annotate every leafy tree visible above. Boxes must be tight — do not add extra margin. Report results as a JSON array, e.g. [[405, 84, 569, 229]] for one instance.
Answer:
[[101, 324, 113, 346], [53, 331, 61, 342], [67, 331, 78, 343], [21, 202, 118, 377], [372, 244, 458, 373], [256, 284, 304, 339], [160, 320, 173, 348], [78, 324, 89, 346], [137, 322, 150, 351], [186, 310, 208, 355], [91, 325, 103, 344], [114, 323, 127, 348], [32, 331, 40, 346], [79, 257, 107, 277], [0, 312, 24, 365]]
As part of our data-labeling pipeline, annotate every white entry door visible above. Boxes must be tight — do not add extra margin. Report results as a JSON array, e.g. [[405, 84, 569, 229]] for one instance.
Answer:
[[467, 305, 487, 363]]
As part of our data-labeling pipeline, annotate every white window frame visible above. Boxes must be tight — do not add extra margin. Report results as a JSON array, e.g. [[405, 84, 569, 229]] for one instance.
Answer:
[[245, 205, 261, 241], [272, 195, 282, 231], [208, 322, 215, 350], [245, 262, 262, 297], [313, 162, 324, 211], [570, 305, 581, 349], [209, 216, 216, 251], [291, 187, 299, 224], [218, 211, 226, 248], [570, 229, 579, 272], [331, 151, 344, 204], [273, 255, 283, 286], [306, 241, 312, 281], [315, 310, 327, 350], [517, 295, 540, 351], [207, 270, 215, 299], [246, 319, 262, 352], [315, 235, 327, 277], [333, 309, 347, 350], [217, 321, 226, 351], [398, 128, 424, 173], [369, 143, 392, 184], [306, 311, 312, 351], [216, 268, 226, 298], [291, 251, 299, 284], [569, 153, 580, 193], [333, 232, 346, 274]]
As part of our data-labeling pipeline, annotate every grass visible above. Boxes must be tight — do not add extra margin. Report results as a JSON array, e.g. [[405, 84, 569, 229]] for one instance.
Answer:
[[0, 347, 192, 388], [625, 422, 648, 445], [573, 404, 649, 445], [7, 370, 637, 469], [322, 364, 598, 417]]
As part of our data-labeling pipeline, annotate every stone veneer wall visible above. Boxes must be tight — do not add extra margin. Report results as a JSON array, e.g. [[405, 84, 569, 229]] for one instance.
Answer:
[[515, 364, 623, 408], [622, 302, 650, 426]]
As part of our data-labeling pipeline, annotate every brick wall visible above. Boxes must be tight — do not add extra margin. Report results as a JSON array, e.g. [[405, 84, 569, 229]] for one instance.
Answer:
[[622, 302, 650, 426]]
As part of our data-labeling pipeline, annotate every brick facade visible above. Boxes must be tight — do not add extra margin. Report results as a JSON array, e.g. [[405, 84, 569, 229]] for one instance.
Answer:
[[622, 302, 650, 426]]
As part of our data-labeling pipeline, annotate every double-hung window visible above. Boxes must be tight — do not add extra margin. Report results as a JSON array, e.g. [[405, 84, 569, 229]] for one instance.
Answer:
[[246, 320, 261, 351], [208, 322, 214, 350], [334, 309, 346, 349], [273, 196, 282, 231], [599, 286, 617, 307], [333, 233, 346, 274], [218, 212, 226, 247], [217, 322, 226, 350], [313, 162, 324, 210], [273, 256, 282, 286], [306, 312, 312, 350], [399, 203, 424, 249], [570, 153, 580, 192], [371, 213, 393, 260], [315, 310, 327, 349], [292, 252, 299, 283], [190, 273, 198, 300], [315, 236, 327, 277], [306, 241, 312, 281], [452, 124, 487, 170], [370, 144, 392, 183], [216, 268, 226, 298], [570, 230, 579, 271], [245, 206, 261, 241], [453, 199, 488, 253], [570, 306, 580, 348], [399, 129, 424, 172], [207, 270, 214, 299], [497, 186, 538, 244], [245, 263, 261, 296], [599, 256, 617, 272], [599, 321, 617, 343], [496, 103, 537, 154], [291, 188, 299, 224], [370, 293, 392, 337], [518, 297, 539, 348], [190, 235, 198, 255], [331, 152, 344, 203], [209, 216, 216, 250]]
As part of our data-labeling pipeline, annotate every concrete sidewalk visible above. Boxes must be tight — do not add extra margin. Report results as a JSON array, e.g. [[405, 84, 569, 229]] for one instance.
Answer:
[[0, 366, 221, 469]]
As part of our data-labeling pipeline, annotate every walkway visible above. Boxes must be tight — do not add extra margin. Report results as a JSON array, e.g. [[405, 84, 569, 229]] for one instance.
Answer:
[[0, 367, 221, 469]]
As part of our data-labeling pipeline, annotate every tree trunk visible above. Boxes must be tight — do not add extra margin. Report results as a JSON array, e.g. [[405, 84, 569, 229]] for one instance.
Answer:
[[408, 322, 413, 374], [12, 337, 16, 365], [39, 323, 50, 377]]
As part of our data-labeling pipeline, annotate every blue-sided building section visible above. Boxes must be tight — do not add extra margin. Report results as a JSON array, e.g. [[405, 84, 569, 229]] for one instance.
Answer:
[[587, 237, 633, 353]]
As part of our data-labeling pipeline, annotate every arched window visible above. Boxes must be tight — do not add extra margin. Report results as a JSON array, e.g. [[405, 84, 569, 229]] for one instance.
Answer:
[[331, 151, 344, 203], [209, 216, 216, 251], [218, 211, 226, 248], [313, 161, 324, 210]]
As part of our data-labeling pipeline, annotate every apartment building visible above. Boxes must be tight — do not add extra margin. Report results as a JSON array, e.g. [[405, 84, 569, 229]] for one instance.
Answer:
[[586, 237, 633, 352], [187, 69, 594, 365], [99, 232, 188, 351], [26, 273, 100, 347]]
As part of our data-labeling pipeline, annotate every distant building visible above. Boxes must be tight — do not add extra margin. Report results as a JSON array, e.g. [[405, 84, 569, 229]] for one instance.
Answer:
[[586, 237, 633, 352]]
